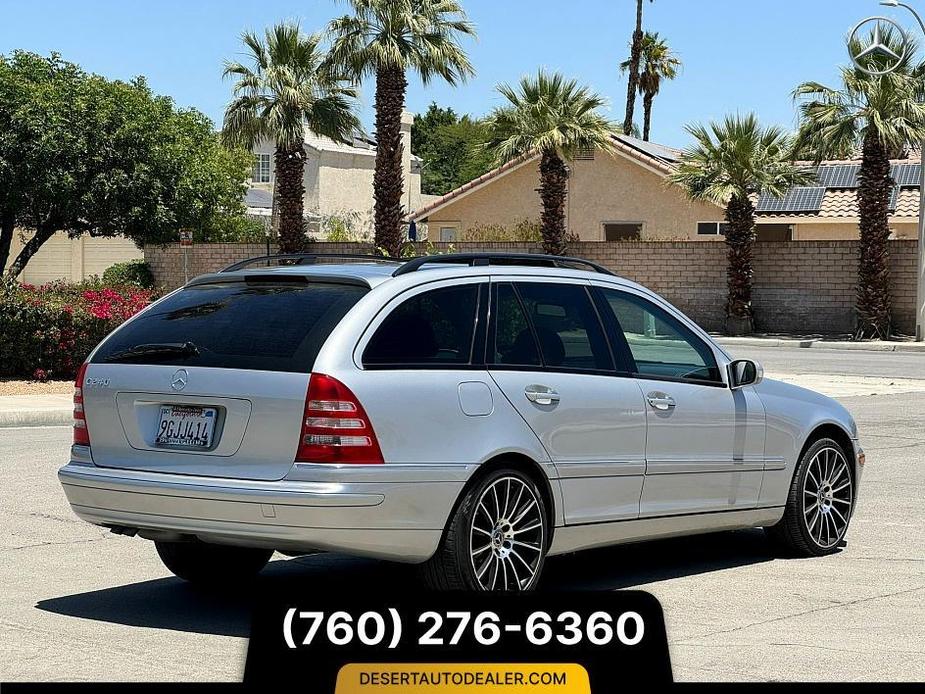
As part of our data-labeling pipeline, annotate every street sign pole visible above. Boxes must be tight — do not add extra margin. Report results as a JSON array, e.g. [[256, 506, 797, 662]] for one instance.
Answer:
[[179, 229, 193, 284]]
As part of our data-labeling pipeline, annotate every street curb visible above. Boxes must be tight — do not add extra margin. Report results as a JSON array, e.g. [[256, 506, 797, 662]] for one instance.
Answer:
[[0, 408, 72, 428], [715, 337, 925, 353]]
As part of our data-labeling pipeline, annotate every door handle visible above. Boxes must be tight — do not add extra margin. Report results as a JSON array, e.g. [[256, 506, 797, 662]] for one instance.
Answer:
[[525, 385, 560, 405], [646, 391, 676, 411]]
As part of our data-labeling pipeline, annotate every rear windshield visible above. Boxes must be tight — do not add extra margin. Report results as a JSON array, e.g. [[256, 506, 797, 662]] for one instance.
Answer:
[[92, 280, 367, 372]]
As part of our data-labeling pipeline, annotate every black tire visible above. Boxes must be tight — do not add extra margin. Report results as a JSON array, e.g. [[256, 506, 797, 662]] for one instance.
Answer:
[[765, 437, 854, 557], [155, 540, 273, 584], [421, 468, 548, 592]]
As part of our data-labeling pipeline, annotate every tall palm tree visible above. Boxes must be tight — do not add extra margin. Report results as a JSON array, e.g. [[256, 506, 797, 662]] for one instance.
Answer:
[[222, 22, 360, 253], [328, 0, 476, 257], [794, 30, 925, 339], [622, 0, 653, 136], [485, 70, 617, 256], [621, 32, 680, 141], [670, 114, 813, 335]]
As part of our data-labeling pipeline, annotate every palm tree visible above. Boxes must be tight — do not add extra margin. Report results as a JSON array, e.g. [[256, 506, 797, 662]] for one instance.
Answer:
[[622, 0, 654, 136], [485, 70, 617, 256], [222, 23, 360, 253], [621, 32, 680, 141], [670, 114, 813, 335], [328, 0, 476, 258], [794, 30, 925, 339]]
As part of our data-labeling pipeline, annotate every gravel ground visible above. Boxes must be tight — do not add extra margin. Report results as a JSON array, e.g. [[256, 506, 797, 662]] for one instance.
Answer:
[[0, 380, 73, 397]]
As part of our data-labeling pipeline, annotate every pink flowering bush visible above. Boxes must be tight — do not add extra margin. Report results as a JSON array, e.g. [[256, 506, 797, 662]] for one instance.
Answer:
[[0, 277, 158, 380]]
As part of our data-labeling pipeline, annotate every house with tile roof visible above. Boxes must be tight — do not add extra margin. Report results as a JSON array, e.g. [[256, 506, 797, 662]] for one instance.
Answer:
[[247, 111, 436, 233], [408, 134, 921, 243]]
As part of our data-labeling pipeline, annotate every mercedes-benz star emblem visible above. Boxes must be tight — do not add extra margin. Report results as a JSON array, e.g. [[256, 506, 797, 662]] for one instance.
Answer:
[[849, 16, 909, 76], [171, 369, 189, 392]]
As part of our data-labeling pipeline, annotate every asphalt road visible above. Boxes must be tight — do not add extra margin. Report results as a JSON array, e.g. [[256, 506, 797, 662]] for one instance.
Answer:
[[1, 347, 923, 682]]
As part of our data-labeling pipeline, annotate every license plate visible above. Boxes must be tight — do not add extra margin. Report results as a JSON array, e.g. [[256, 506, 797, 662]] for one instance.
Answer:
[[155, 405, 216, 448]]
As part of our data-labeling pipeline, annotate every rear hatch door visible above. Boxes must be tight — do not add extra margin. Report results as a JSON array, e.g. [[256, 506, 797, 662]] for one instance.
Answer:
[[84, 277, 367, 481]]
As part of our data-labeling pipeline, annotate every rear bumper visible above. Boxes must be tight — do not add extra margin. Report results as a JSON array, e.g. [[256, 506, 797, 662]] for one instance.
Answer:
[[58, 461, 465, 563]]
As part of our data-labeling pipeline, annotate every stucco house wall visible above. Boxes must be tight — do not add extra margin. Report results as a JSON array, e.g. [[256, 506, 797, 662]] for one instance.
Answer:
[[5, 231, 143, 284], [422, 150, 724, 241], [248, 112, 423, 227], [792, 221, 919, 240]]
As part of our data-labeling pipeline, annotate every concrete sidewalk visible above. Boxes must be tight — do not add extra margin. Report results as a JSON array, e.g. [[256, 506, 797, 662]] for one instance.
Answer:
[[715, 336, 925, 352], [0, 394, 72, 428]]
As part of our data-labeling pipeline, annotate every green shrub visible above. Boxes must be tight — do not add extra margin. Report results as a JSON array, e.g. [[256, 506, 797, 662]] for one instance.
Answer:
[[461, 218, 542, 242], [0, 278, 157, 380], [198, 214, 269, 243], [102, 260, 155, 289]]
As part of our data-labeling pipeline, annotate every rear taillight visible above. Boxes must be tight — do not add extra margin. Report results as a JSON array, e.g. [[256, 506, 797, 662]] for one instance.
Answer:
[[73, 362, 90, 446], [296, 373, 383, 464]]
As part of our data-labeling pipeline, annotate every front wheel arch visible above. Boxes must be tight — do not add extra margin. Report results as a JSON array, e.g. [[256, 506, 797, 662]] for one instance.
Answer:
[[798, 423, 856, 486]]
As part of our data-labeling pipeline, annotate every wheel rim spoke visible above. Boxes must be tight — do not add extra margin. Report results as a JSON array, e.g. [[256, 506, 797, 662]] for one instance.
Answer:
[[469, 476, 545, 592], [801, 446, 852, 549]]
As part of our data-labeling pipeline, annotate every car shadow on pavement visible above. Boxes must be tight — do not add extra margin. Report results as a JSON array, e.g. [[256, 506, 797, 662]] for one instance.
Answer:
[[35, 529, 783, 637], [538, 528, 778, 591]]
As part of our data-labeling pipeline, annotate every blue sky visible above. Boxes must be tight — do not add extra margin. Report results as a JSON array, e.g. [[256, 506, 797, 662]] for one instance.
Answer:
[[0, 0, 901, 148]]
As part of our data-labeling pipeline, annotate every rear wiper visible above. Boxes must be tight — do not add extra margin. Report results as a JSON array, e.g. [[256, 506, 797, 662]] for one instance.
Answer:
[[105, 342, 200, 363]]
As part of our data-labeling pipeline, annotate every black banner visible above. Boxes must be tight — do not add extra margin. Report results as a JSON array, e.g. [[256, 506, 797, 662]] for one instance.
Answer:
[[244, 590, 672, 691]]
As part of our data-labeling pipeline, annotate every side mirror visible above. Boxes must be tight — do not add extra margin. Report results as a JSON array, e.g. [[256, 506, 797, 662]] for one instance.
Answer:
[[729, 359, 763, 389]]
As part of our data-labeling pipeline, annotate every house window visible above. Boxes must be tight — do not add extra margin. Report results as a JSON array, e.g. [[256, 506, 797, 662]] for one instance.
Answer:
[[438, 226, 458, 242], [603, 223, 642, 241], [252, 153, 272, 183], [755, 224, 793, 242], [697, 222, 730, 236], [574, 147, 596, 161]]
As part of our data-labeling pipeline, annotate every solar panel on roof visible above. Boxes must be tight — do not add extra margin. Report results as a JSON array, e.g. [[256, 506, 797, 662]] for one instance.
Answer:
[[756, 186, 826, 213], [816, 165, 860, 188], [891, 164, 921, 187], [889, 186, 900, 211]]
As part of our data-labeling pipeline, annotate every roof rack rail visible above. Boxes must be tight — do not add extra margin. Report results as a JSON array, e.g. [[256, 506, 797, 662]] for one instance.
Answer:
[[392, 252, 616, 277], [222, 253, 401, 273]]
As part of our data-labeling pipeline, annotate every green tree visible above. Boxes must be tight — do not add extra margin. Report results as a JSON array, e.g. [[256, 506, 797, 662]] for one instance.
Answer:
[[670, 114, 813, 335], [794, 30, 925, 339], [620, 32, 680, 141], [485, 70, 617, 256], [222, 22, 360, 253], [622, 0, 653, 136], [0, 51, 252, 278], [328, 0, 476, 257], [411, 102, 494, 195]]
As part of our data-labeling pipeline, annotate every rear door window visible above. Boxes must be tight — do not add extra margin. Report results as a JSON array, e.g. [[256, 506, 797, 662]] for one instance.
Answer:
[[493, 282, 613, 372], [363, 284, 480, 367], [92, 280, 367, 373]]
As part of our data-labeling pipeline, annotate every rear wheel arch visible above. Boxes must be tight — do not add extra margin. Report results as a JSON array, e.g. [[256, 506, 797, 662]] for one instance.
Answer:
[[446, 453, 556, 551]]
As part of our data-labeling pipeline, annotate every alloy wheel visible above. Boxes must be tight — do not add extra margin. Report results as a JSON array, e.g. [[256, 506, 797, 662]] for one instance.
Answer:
[[802, 446, 853, 549], [469, 476, 545, 591]]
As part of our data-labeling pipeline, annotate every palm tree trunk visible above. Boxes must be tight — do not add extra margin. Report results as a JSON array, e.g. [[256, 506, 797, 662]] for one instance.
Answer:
[[538, 150, 569, 256], [373, 65, 408, 258], [642, 91, 654, 142], [5, 223, 56, 278], [855, 130, 893, 339], [0, 210, 14, 273], [724, 194, 756, 335], [622, 0, 644, 136], [275, 145, 307, 253]]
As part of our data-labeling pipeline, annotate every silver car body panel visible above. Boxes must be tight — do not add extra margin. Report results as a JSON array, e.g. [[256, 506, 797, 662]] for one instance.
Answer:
[[59, 263, 862, 564]]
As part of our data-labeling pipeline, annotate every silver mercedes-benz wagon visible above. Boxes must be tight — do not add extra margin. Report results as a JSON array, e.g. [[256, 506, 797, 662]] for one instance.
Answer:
[[59, 253, 863, 591]]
